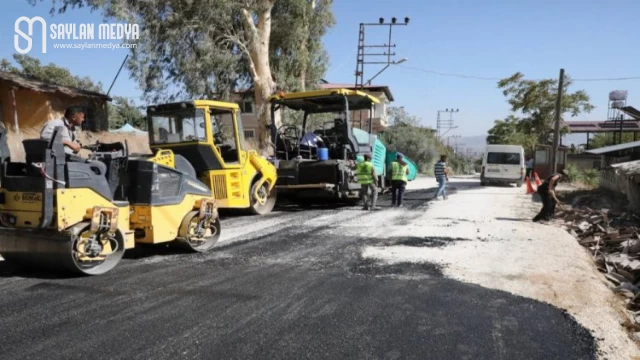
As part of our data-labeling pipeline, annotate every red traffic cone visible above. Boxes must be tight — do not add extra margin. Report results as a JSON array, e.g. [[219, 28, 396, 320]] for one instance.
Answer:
[[534, 172, 542, 186], [526, 177, 536, 194]]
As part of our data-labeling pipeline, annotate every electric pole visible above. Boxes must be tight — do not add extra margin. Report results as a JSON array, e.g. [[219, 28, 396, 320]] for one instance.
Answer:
[[437, 108, 459, 139], [550, 68, 564, 175]]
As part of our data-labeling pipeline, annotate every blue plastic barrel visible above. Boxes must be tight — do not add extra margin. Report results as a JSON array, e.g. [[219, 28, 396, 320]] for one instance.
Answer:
[[317, 147, 329, 161]]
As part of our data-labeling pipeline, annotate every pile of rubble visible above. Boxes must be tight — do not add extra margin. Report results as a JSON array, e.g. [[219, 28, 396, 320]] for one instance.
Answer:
[[557, 205, 640, 331]]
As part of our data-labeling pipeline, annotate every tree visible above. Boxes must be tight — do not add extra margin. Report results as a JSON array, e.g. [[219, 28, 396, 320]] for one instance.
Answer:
[[486, 115, 537, 154], [30, 0, 335, 148], [109, 96, 146, 130], [2, 54, 103, 92], [2, 54, 143, 130], [497, 72, 595, 144], [589, 132, 637, 149], [387, 106, 421, 127]]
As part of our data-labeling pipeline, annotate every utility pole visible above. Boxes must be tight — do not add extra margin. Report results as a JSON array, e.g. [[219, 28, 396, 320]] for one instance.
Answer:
[[354, 17, 409, 90], [353, 17, 409, 131], [437, 108, 459, 139], [550, 68, 564, 175]]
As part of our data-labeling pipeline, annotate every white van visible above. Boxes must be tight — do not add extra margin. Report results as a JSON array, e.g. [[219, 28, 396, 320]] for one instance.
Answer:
[[480, 144, 525, 187]]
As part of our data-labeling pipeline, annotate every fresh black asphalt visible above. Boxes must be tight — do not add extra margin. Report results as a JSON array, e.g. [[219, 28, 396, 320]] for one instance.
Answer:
[[0, 185, 597, 360]]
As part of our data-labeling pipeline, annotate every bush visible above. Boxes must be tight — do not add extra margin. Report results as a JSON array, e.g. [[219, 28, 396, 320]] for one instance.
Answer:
[[582, 169, 600, 187], [565, 164, 582, 183]]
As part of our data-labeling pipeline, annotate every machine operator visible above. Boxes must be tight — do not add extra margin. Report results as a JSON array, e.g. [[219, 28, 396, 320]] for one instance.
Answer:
[[40, 105, 107, 175]]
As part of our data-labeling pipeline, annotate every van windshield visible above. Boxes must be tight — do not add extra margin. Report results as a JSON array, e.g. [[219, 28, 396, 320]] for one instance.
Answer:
[[487, 152, 521, 165]]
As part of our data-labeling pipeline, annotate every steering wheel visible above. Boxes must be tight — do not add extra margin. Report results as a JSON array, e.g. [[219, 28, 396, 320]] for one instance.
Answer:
[[278, 125, 299, 142], [82, 142, 101, 151]]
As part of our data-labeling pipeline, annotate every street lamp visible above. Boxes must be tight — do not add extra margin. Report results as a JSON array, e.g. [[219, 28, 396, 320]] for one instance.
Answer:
[[365, 58, 409, 85]]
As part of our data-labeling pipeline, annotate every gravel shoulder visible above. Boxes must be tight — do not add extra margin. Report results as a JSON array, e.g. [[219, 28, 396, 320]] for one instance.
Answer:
[[362, 176, 640, 360]]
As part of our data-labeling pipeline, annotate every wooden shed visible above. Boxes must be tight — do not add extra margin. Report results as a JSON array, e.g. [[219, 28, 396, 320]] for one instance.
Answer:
[[0, 71, 111, 134]]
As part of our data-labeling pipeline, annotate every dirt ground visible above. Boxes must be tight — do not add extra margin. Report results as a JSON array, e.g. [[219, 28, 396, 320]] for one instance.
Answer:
[[362, 176, 640, 360]]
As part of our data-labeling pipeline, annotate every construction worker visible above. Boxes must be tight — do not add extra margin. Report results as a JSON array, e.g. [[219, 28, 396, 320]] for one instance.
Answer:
[[390, 153, 409, 207], [357, 154, 377, 210], [525, 157, 534, 179], [533, 169, 568, 223], [433, 155, 449, 200]]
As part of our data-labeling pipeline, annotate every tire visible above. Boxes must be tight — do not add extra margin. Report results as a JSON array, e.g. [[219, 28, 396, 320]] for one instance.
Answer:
[[174, 154, 197, 178], [249, 180, 277, 215], [516, 181, 523, 187]]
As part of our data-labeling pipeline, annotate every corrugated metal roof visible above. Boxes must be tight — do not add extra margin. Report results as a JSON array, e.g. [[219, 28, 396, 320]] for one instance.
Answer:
[[0, 71, 111, 100], [586, 140, 640, 154], [564, 120, 640, 133]]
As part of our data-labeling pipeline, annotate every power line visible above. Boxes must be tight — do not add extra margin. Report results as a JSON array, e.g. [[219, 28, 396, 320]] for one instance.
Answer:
[[399, 65, 500, 81], [398, 65, 640, 82], [573, 76, 640, 82]]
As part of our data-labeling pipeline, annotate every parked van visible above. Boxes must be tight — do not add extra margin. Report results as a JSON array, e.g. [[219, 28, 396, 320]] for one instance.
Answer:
[[480, 144, 525, 187]]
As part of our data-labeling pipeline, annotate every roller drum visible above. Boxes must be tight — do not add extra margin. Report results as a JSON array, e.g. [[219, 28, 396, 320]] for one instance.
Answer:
[[0, 222, 126, 276]]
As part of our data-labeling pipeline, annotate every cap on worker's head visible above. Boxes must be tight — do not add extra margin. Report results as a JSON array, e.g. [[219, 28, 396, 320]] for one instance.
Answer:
[[396, 153, 404, 159], [561, 169, 569, 177]]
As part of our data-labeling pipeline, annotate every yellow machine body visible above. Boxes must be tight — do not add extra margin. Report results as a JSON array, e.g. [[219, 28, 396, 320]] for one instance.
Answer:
[[0, 129, 222, 276], [0, 188, 134, 249], [146, 100, 278, 215], [130, 194, 219, 244]]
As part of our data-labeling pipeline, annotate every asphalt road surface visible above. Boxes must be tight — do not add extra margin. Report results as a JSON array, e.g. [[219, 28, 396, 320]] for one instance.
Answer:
[[0, 177, 599, 360]]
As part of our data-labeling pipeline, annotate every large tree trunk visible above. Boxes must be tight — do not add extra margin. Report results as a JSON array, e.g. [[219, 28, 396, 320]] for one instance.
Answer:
[[241, 1, 278, 153]]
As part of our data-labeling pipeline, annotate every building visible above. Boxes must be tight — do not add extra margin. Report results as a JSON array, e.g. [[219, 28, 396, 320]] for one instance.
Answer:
[[534, 144, 569, 179], [586, 140, 640, 167], [318, 82, 394, 133], [0, 71, 111, 134], [227, 90, 260, 141]]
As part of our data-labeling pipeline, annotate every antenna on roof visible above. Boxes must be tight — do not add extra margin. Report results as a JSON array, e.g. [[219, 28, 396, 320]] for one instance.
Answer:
[[107, 54, 129, 97]]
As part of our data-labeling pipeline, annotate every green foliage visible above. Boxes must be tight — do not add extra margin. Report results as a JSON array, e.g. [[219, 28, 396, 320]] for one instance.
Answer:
[[380, 106, 473, 175], [497, 72, 595, 145], [281, 110, 335, 133], [2, 54, 103, 92], [589, 132, 636, 150], [108, 96, 146, 130], [380, 106, 438, 173], [565, 164, 582, 183], [29, 0, 335, 102], [582, 168, 600, 187], [564, 164, 600, 188], [2, 54, 143, 130], [271, 0, 335, 92], [486, 115, 537, 155]]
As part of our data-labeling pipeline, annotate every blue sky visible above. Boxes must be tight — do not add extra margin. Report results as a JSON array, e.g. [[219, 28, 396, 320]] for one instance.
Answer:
[[1, 0, 639, 141]]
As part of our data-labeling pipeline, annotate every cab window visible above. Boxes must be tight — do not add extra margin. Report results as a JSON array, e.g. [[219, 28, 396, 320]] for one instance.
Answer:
[[210, 108, 240, 164], [149, 108, 206, 144]]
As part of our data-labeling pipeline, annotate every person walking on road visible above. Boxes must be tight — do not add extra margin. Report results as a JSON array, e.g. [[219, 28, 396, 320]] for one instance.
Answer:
[[533, 170, 568, 223], [434, 155, 449, 200], [525, 157, 534, 179], [356, 154, 378, 210], [390, 153, 409, 207]]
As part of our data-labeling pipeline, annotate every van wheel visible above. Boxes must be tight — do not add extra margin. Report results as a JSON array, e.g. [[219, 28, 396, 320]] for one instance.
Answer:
[[516, 181, 523, 187]]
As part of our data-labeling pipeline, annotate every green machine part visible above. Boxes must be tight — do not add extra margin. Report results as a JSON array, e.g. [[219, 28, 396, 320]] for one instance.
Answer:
[[353, 128, 386, 176]]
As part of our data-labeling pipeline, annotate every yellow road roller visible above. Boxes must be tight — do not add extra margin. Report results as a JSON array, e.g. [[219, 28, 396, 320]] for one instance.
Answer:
[[0, 127, 221, 276]]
